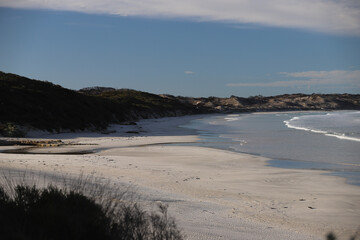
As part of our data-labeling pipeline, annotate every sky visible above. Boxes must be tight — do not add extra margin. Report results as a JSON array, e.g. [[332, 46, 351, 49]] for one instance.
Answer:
[[0, 1, 359, 97]]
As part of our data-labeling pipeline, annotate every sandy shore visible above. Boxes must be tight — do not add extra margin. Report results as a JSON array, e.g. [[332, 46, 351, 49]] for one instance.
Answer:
[[0, 115, 359, 240]]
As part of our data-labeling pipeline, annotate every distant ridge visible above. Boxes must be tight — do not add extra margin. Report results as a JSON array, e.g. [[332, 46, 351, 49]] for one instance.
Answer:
[[175, 94, 360, 112], [78, 86, 116, 95], [1, 71, 359, 135]]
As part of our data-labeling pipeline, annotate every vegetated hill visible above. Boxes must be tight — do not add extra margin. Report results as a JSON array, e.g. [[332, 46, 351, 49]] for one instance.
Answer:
[[81, 88, 360, 113], [78, 87, 198, 119], [1, 71, 359, 136], [0, 72, 124, 132], [0, 71, 198, 134], [174, 94, 360, 112]]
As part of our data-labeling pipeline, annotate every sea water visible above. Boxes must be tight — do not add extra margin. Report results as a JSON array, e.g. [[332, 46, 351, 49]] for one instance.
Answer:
[[180, 111, 360, 186]]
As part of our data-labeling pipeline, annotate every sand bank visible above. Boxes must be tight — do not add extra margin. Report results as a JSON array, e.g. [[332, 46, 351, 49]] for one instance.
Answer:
[[0, 116, 359, 240]]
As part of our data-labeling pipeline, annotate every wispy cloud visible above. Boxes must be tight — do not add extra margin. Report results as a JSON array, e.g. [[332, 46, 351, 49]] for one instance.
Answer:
[[227, 70, 360, 88], [1, 0, 359, 35], [66, 22, 114, 28], [349, 65, 360, 69], [184, 71, 195, 75]]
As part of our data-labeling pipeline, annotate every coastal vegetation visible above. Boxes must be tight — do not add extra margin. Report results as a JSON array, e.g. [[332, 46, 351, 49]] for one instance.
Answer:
[[0, 122, 25, 137], [0, 174, 183, 240], [0, 71, 197, 135], [327, 232, 359, 240], [1, 71, 359, 136]]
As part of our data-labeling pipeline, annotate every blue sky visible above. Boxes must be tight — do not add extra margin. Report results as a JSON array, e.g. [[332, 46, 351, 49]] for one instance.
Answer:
[[0, 1, 359, 97]]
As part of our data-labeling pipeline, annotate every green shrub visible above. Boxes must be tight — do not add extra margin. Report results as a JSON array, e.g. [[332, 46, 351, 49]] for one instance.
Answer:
[[0, 122, 25, 137]]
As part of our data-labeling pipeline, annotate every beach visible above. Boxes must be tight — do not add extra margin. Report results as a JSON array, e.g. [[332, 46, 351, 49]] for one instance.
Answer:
[[0, 115, 359, 240]]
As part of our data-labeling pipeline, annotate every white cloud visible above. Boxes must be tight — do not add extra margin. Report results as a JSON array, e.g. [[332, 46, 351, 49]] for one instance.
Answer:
[[1, 0, 359, 35], [227, 70, 360, 88], [184, 71, 195, 75]]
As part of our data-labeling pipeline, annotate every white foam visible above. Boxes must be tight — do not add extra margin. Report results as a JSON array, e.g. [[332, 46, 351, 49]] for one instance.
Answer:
[[232, 138, 247, 145], [325, 133, 360, 142], [284, 115, 360, 142], [224, 117, 240, 122]]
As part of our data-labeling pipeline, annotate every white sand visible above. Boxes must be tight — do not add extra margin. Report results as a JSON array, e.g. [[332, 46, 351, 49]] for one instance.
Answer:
[[1, 115, 359, 240]]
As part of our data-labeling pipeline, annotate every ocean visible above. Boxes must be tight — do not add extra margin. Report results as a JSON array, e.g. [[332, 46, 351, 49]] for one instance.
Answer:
[[180, 111, 360, 186]]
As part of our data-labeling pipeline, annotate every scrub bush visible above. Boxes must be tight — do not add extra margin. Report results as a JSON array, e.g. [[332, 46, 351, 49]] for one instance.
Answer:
[[0, 174, 183, 240]]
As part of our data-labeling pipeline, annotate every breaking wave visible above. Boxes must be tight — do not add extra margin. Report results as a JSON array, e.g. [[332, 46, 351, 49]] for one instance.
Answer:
[[284, 111, 360, 142]]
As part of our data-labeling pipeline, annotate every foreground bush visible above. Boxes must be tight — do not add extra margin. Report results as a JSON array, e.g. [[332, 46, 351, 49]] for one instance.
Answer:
[[327, 232, 359, 240], [0, 182, 183, 240]]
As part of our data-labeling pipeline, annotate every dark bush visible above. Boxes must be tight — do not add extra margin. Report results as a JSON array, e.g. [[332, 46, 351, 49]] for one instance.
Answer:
[[0, 122, 25, 137], [0, 182, 183, 240], [326, 231, 359, 240]]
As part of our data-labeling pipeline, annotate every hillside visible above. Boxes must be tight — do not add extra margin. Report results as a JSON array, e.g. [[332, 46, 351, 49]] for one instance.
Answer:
[[0, 71, 198, 135], [1, 71, 359, 136], [78, 87, 198, 119], [175, 94, 360, 112]]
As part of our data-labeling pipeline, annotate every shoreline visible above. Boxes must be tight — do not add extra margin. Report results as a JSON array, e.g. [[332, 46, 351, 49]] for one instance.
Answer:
[[0, 115, 359, 239], [185, 111, 360, 187]]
